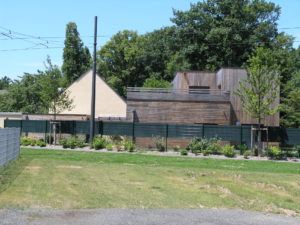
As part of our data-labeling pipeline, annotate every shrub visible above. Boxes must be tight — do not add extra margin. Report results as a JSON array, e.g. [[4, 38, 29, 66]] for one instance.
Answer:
[[75, 138, 86, 148], [180, 149, 188, 156], [173, 145, 180, 152], [207, 139, 221, 154], [267, 146, 282, 160], [188, 138, 207, 155], [93, 136, 107, 150], [154, 137, 165, 152], [106, 144, 113, 151], [37, 139, 46, 147], [243, 150, 251, 159], [238, 144, 248, 154], [115, 142, 123, 151], [222, 145, 236, 158], [202, 149, 211, 156], [188, 137, 221, 155], [20, 137, 31, 146], [60, 138, 69, 148], [21, 137, 37, 146], [124, 140, 135, 152], [292, 145, 300, 158], [68, 136, 77, 149]]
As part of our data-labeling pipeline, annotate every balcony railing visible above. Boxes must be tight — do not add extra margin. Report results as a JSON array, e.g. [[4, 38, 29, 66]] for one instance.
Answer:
[[127, 87, 230, 102]]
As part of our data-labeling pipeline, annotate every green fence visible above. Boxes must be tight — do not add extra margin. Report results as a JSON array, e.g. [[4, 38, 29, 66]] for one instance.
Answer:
[[4, 119, 300, 146]]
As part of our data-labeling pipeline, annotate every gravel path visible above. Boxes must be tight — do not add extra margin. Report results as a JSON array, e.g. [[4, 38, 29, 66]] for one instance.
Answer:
[[1, 209, 300, 225]]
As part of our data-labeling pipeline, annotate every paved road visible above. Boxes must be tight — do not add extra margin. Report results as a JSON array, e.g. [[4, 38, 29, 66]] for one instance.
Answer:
[[1, 209, 300, 225]]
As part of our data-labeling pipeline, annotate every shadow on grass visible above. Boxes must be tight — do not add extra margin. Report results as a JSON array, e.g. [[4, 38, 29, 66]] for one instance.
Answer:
[[0, 157, 33, 193]]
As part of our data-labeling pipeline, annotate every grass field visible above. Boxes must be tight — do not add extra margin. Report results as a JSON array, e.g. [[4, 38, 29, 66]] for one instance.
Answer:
[[0, 148, 300, 217]]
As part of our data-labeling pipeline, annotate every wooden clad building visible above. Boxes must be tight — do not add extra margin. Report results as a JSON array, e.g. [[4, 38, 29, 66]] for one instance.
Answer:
[[127, 68, 279, 126]]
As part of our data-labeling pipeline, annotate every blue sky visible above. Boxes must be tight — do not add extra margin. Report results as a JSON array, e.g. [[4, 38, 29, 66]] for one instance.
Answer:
[[0, 0, 299, 80]]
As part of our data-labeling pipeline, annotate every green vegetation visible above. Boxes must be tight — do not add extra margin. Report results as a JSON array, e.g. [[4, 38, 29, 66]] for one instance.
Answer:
[[0, 148, 299, 217], [180, 149, 188, 156], [62, 22, 91, 85], [59, 137, 87, 149], [267, 146, 283, 160], [123, 140, 135, 152], [93, 136, 107, 150], [154, 137, 165, 152], [222, 145, 236, 158], [188, 137, 221, 155]]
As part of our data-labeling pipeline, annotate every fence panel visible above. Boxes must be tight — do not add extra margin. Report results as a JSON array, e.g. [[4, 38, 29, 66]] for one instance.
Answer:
[[168, 124, 203, 138], [103, 121, 133, 136], [203, 125, 242, 142], [134, 123, 167, 138], [4, 119, 300, 146], [0, 128, 20, 167]]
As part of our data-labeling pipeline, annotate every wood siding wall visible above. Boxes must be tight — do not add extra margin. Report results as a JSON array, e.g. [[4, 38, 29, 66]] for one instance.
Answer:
[[173, 71, 217, 89], [217, 68, 280, 126], [127, 100, 231, 125]]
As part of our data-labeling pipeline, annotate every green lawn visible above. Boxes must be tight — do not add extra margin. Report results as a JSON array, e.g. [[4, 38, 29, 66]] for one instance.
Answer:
[[0, 148, 299, 217]]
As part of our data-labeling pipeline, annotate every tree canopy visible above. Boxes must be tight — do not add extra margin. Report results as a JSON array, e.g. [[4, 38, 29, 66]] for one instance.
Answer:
[[62, 22, 92, 85]]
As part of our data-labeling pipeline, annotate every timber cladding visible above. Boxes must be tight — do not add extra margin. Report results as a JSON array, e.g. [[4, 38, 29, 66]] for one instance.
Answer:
[[127, 100, 231, 125]]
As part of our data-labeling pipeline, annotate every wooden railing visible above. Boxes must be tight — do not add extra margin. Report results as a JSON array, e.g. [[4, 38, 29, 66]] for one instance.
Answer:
[[127, 87, 230, 102]]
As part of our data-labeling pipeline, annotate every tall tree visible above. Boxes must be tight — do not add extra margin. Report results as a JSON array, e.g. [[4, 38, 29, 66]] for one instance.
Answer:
[[97, 30, 146, 96], [0, 76, 12, 89], [280, 71, 300, 128], [171, 0, 280, 70], [235, 47, 280, 148], [62, 22, 92, 85]]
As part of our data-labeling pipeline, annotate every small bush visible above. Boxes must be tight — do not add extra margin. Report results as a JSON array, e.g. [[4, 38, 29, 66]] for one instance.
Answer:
[[188, 137, 221, 155], [222, 145, 236, 158], [115, 142, 123, 151], [93, 136, 107, 150], [202, 149, 211, 156], [238, 144, 248, 154], [173, 145, 180, 152], [180, 149, 188, 156], [154, 137, 165, 152], [267, 146, 282, 160], [20, 137, 37, 146], [124, 140, 135, 152], [37, 139, 46, 147], [68, 136, 77, 149], [75, 138, 86, 148], [292, 145, 300, 158], [106, 144, 113, 151], [188, 138, 206, 155], [60, 138, 69, 148], [243, 150, 251, 159]]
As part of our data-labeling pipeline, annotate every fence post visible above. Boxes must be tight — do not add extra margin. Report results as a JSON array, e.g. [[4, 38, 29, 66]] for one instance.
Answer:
[[202, 124, 205, 138], [132, 121, 135, 143], [240, 125, 243, 155], [100, 121, 103, 137], [165, 124, 168, 152], [44, 120, 47, 141]]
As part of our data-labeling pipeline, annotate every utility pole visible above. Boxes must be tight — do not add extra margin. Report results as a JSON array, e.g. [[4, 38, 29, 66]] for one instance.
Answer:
[[89, 16, 97, 148]]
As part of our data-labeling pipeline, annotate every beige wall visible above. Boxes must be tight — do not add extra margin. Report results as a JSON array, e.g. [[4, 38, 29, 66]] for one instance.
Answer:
[[0, 113, 22, 128], [59, 70, 127, 118]]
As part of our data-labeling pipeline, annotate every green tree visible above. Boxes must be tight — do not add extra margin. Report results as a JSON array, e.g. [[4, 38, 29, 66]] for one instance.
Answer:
[[0, 76, 11, 89], [171, 0, 280, 70], [0, 73, 46, 113], [97, 30, 146, 96], [235, 47, 280, 148], [39, 57, 73, 120], [143, 77, 171, 88], [62, 22, 92, 85], [280, 71, 300, 128]]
